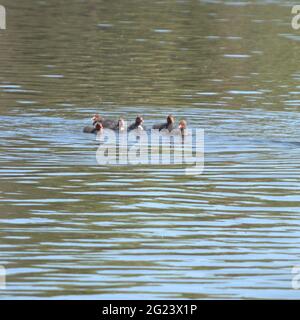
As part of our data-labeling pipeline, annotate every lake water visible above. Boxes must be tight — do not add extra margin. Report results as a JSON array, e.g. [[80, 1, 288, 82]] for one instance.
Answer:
[[1, 0, 300, 299]]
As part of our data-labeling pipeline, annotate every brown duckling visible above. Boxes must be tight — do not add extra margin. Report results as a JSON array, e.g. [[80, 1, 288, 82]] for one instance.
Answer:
[[91, 113, 118, 130], [83, 121, 104, 134], [178, 119, 187, 135], [91, 113, 101, 125], [152, 114, 175, 132]]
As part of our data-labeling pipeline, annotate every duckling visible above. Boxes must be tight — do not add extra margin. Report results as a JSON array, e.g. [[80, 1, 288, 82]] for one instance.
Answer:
[[128, 116, 146, 132], [91, 113, 118, 129], [116, 117, 126, 132], [83, 121, 104, 134], [152, 114, 175, 132], [178, 119, 187, 136]]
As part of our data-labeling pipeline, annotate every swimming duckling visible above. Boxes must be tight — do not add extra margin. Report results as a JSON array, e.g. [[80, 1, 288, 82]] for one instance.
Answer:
[[115, 117, 126, 132], [152, 115, 175, 132], [178, 119, 187, 136], [128, 116, 146, 132], [83, 121, 104, 134], [91, 113, 118, 129]]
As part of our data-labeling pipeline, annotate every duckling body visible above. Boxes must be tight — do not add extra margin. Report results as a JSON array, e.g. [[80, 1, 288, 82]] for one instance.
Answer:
[[102, 119, 118, 129], [91, 114, 118, 130], [111, 118, 126, 132], [83, 126, 97, 134], [128, 116, 146, 132]]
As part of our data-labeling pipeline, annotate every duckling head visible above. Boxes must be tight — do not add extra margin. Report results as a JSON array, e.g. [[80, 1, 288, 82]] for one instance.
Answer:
[[133, 116, 144, 131], [178, 119, 187, 130]]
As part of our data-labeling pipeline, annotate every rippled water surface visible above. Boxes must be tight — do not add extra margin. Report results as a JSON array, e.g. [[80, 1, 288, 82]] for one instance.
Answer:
[[1, 0, 300, 299]]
